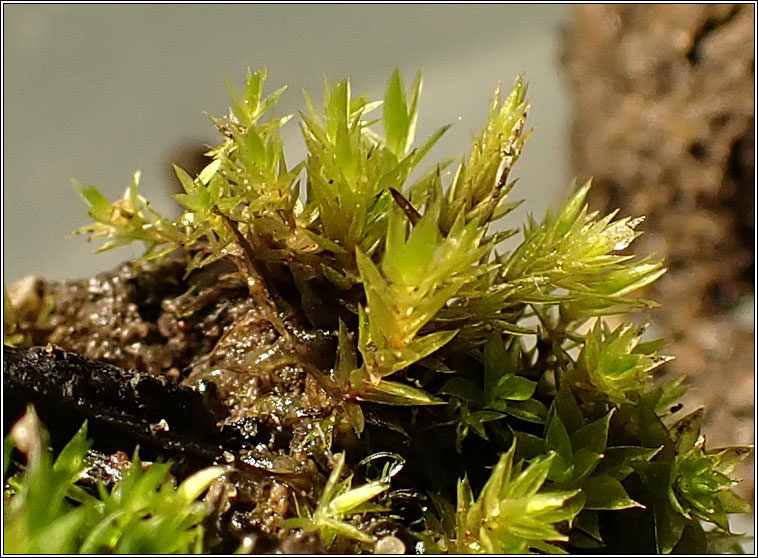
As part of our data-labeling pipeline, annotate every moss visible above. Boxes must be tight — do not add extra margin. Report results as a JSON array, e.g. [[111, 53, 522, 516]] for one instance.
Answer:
[[4, 67, 752, 554]]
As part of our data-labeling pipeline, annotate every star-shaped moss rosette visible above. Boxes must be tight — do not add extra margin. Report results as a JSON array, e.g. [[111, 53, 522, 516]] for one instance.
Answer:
[[453, 440, 581, 554], [630, 404, 753, 553]]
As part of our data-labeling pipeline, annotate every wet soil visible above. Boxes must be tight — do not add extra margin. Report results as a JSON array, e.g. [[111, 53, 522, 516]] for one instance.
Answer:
[[3, 257, 389, 553]]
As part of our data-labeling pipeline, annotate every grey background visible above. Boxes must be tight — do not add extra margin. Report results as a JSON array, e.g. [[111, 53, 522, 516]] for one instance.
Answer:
[[3, 4, 572, 283]]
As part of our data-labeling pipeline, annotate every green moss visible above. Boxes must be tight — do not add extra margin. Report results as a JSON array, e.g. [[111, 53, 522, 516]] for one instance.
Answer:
[[8, 67, 749, 553], [3, 406, 224, 554]]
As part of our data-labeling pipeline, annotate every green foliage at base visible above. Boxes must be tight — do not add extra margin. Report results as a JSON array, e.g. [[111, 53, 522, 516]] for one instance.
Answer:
[[282, 451, 392, 547], [454, 441, 581, 554], [3, 406, 224, 554]]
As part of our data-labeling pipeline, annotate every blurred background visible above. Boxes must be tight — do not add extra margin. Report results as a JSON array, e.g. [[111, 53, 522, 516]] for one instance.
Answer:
[[2, 3, 754, 545], [3, 4, 571, 283]]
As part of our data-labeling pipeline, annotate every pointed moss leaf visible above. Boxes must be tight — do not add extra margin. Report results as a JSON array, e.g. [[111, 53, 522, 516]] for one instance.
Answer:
[[197, 158, 220, 185], [177, 466, 225, 503], [326, 79, 349, 141], [329, 481, 389, 516], [404, 329, 459, 364], [654, 376, 689, 414], [633, 461, 687, 553], [504, 399, 548, 424], [439, 377, 483, 404], [320, 516, 375, 544], [173, 189, 212, 214], [671, 408, 704, 453], [383, 68, 410, 157], [173, 164, 199, 195], [555, 180, 591, 238], [553, 386, 585, 433], [572, 449, 603, 483], [407, 69, 422, 145], [471, 410, 506, 424], [466, 410, 506, 440], [173, 165, 213, 214], [73, 181, 112, 223], [604, 353, 640, 377], [244, 67, 264, 111], [546, 407, 573, 461], [335, 124, 356, 181], [505, 452, 554, 500], [716, 489, 752, 514], [260, 85, 289, 120], [513, 431, 546, 460], [633, 337, 667, 355], [319, 451, 347, 509], [52, 421, 91, 482], [712, 446, 753, 475], [385, 211, 439, 286], [492, 197, 524, 222], [608, 264, 667, 299], [575, 510, 602, 542], [595, 445, 662, 480], [483, 331, 509, 395], [246, 128, 267, 165], [571, 409, 614, 455], [412, 124, 452, 169], [491, 374, 536, 402], [360, 379, 444, 406], [581, 475, 644, 510], [546, 412, 573, 481]]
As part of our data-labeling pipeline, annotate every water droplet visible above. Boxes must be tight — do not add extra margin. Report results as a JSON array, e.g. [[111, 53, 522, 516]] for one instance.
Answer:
[[375, 536, 405, 554]]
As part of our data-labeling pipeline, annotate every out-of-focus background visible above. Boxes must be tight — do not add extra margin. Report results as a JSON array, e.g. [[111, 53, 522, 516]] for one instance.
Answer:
[[3, 4, 571, 283], [2, 3, 754, 545]]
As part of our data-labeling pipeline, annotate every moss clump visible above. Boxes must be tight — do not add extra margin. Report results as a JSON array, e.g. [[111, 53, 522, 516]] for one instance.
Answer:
[[4, 67, 752, 554]]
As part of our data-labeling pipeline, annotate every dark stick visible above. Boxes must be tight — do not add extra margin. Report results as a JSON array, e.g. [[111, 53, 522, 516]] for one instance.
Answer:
[[3, 344, 242, 461]]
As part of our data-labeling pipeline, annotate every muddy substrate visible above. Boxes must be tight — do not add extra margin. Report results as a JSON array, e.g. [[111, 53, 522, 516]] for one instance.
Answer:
[[3, 257, 436, 554]]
